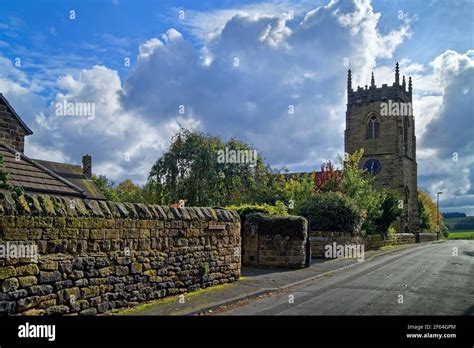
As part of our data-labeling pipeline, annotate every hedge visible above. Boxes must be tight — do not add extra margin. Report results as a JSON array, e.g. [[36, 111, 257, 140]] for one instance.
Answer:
[[295, 192, 361, 232], [245, 213, 308, 240], [227, 204, 274, 218]]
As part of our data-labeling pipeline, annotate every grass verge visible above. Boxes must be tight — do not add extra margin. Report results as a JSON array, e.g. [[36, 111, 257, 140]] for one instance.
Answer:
[[110, 282, 236, 315]]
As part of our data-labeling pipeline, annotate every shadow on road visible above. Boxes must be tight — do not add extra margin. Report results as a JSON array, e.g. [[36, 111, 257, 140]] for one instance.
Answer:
[[462, 250, 474, 257]]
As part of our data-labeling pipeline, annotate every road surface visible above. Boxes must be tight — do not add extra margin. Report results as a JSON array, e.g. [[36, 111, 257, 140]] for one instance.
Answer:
[[218, 240, 474, 315]]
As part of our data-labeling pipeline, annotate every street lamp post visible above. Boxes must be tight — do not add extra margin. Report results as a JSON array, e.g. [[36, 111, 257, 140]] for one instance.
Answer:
[[437, 191, 443, 239]]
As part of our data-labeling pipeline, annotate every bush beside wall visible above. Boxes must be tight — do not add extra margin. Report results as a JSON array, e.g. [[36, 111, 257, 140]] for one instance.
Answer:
[[296, 193, 360, 232]]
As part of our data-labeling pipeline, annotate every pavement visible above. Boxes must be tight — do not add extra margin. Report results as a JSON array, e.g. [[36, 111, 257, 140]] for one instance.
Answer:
[[112, 240, 459, 316]]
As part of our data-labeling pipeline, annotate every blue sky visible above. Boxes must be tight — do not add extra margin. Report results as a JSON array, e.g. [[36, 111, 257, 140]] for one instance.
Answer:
[[0, 0, 473, 214]]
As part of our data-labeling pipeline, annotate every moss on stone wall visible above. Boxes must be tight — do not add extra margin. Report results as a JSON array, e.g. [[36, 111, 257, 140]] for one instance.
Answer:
[[0, 192, 241, 316]]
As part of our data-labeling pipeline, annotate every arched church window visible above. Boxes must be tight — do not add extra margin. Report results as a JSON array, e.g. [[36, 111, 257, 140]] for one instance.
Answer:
[[366, 115, 379, 139]]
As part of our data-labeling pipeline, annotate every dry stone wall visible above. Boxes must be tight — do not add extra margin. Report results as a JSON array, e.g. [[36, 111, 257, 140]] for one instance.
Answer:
[[0, 192, 241, 315], [365, 233, 415, 249], [417, 232, 438, 243], [310, 231, 365, 258], [311, 231, 436, 259]]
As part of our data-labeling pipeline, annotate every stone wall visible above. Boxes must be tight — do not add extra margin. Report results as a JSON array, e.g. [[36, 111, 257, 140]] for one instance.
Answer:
[[417, 232, 438, 243], [366, 233, 415, 250], [0, 192, 241, 315], [242, 213, 307, 268], [310, 231, 365, 258], [310, 232, 419, 258]]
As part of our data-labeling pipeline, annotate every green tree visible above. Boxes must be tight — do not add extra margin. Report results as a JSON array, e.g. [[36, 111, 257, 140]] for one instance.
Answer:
[[281, 174, 313, 212], [340, 150, 401, 235], [148, 129, 270, 206], [92, 174, 118, 201], [418, 190, 445, 233], [375, 191, 403, 237], [340, 149, 382, 234], [116, 179, 146, 203]]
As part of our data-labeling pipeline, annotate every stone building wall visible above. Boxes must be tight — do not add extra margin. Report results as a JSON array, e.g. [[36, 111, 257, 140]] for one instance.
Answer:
[[0, 105, 27, 153], [0, 192, 241, 315], [242, 213, 307, 268], [344, 71, 420, 234]]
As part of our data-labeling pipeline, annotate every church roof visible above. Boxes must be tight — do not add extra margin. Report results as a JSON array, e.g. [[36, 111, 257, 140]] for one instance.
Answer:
[[0, 93, 33, 135]]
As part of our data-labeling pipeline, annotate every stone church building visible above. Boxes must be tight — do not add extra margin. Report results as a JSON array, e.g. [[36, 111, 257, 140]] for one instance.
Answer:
[[345, 63, 420, 233]]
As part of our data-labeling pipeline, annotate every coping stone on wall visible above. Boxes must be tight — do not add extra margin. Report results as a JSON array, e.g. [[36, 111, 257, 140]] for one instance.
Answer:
[[0, 191, 239, 223]]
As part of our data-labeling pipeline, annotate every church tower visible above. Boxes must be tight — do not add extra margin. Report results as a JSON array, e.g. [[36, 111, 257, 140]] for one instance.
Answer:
[[344, 63, 420, 233]]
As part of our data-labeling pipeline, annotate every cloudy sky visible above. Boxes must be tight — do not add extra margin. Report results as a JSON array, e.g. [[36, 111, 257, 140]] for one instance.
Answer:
[[0, 0, 473, 214]]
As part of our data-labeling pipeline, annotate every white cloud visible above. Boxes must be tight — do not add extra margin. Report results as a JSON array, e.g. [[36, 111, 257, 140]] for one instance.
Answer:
[[178, 0, 315, 41], [1, 0, 472, 214], [416, 50, 474, 214]]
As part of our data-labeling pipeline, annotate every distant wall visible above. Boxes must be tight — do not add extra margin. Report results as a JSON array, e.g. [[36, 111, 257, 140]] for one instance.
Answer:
[[242, 213, 307, 268], [417, 232, 438, 243], [311, 232, 421, 258], [366, 233, 415, 250], [310, 231, 365, 258], [0, 192, 241, 315]]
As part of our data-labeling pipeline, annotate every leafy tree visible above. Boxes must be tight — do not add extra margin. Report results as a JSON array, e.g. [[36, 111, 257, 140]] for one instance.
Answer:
[[313, 160, 342, 192], [340, 149, 384, 234], [418, 190, 445, 232], [148, 129, 269, 206], [116, 179, 146, 203], [281, 174, 313, 212], [336, 150, 401, 236], [93, 174, 118, 201], [375, 191, 403, 237]]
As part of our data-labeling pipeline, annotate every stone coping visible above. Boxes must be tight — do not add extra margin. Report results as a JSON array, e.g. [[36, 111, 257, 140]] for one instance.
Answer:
[[0, 191, 240, 222]]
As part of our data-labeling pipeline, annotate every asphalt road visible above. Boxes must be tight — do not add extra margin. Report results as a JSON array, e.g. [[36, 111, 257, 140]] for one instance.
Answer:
[[219, 240, 474, 315]]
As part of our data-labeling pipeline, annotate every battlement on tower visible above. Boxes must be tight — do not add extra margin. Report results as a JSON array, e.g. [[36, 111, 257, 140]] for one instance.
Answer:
[[347, 63, 412, 106]]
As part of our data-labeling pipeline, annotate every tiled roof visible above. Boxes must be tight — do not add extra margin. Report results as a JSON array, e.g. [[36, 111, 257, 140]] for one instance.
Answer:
[[0, 144, 85, 197], [34, 159, 106, 200]]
